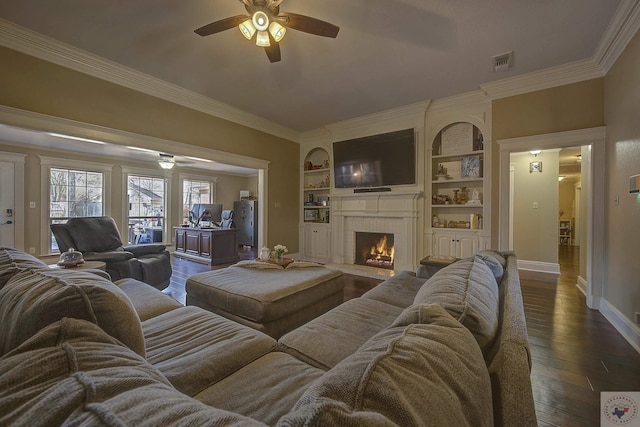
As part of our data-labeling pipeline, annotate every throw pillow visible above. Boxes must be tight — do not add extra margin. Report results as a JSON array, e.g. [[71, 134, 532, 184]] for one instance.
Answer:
[[280, 304, 493, 427], [0, 268, 145, 357], [413, 256, 499, 353]]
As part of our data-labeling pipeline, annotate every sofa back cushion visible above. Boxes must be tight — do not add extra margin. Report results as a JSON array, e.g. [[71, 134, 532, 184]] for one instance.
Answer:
[[0, 247, 48, 289], [0, 269, 145, 357], [66, 216, 123, 253], [475, 250, 506, 282], [413, 255, 499, 353], [280, 304, 493, 427], [0, 318, 265, 427]]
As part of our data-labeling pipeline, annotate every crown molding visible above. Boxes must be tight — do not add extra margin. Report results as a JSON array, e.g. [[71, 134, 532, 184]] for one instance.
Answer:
[[593, 0, 640, 73], [324, 100, 431, 142], [0, 19, 300, 143], [480, 59, 605, 100], [426, 90, 491, 114]]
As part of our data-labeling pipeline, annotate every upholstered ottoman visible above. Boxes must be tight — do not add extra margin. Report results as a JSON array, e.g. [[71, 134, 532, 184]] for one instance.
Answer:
[[185, 263, 345, 339]]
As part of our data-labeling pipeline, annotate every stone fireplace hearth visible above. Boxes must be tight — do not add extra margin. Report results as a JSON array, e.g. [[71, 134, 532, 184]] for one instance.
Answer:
[[329, 191, 422, 276]]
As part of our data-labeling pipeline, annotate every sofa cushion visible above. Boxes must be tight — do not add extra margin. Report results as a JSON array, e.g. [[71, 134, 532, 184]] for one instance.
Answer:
[[279, 304, 493, 427], [196, 352, 325, 426], [0, 247, 48, 289], [476, 250, 506, 282], [0, 318, 266, 427], [360, 270, 426, 308], [0, 268, 145, 357], [66, 216, 123, 253], [413, 255, 499, 353], [278, 298, 404, 370], [115, 278, 183, 321], [142, 306, 277, 396]]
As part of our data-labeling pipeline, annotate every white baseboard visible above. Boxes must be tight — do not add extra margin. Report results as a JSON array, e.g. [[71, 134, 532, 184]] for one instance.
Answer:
[[576, 275, 587, 296], [599, 298, 640, 355], [517, 259, 561, 274]]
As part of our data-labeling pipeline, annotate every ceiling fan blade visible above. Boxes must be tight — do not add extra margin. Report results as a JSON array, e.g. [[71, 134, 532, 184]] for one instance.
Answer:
[[264, 33, 281, 63], [267, 0, 284, 9], [279, 12, 340, 38], [194, 15, 249, 37]]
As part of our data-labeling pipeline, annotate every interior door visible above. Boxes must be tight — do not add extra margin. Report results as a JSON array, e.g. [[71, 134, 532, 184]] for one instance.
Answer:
[[0, 162, 15, 248]]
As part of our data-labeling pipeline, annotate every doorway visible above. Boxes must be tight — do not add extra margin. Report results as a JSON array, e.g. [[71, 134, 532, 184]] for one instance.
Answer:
[[498, 127, 606, 309], [0, 153, 26, 251]]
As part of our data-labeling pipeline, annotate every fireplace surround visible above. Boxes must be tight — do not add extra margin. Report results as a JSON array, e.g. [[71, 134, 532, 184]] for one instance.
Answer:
[[330, 191, 422, 273]]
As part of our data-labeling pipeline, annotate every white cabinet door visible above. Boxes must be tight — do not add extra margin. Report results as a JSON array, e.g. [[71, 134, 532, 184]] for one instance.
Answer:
[[433, 230, 479, 258], [304, 224, 330, 262], [433, 232, 455, 257], [457, 235, 479, 259]]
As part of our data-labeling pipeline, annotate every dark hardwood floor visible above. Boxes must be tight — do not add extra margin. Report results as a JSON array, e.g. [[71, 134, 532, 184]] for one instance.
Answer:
[[164, 245, 640, 426], [524, 245, 640, 426]]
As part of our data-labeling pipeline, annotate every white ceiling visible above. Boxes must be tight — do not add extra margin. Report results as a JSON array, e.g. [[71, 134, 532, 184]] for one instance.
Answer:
[[0, 1, 627, 173]]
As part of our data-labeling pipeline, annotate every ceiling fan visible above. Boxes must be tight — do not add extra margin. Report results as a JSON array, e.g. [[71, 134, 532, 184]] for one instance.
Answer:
[[194, 0, 340, 63]]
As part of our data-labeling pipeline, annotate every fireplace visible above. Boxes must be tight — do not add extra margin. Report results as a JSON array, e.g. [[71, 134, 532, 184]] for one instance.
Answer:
[[355, 232, 395, 270]]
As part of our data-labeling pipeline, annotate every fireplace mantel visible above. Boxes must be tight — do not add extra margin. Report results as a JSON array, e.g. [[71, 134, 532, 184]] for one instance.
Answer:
[[330, 190, 423, 273]]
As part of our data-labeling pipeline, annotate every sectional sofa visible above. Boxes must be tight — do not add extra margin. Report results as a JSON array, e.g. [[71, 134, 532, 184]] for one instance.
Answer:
[[0, 246, 536, 426]]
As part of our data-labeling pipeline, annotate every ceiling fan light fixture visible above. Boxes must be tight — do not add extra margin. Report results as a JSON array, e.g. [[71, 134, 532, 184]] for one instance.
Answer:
[[252, 11, 269, 31], [157, 154, 175, 169], [256, 30, 270, 47], [239, 19, 256, 40], [268, 21, 286, 42]]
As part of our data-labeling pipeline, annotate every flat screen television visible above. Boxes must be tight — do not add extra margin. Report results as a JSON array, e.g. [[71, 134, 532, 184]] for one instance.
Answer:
[[191, 203, 223, 226], [333, 128, 416, 188]]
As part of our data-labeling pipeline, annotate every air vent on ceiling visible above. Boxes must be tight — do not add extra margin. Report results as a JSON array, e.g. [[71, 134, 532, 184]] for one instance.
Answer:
[[492, 51, 513, 72]]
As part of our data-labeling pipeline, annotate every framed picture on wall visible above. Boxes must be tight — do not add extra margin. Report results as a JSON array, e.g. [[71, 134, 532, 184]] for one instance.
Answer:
[[529, 161, 543, 173]]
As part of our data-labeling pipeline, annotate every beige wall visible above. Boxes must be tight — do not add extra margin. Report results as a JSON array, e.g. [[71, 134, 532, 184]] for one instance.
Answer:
[[604, 30, 640, 323], [559, 179, 575, 220], [511, 151, 560, 264], [0, 46, 300, 252], [491, 79, 605, 248]]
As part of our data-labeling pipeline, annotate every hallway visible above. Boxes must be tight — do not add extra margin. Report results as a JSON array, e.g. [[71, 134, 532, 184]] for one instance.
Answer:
[[522, 245, 640, 425]]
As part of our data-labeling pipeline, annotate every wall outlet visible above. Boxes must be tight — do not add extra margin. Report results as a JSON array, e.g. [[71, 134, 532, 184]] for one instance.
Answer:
[[28, 247, 36, 254], [29, 202, 36, 209]]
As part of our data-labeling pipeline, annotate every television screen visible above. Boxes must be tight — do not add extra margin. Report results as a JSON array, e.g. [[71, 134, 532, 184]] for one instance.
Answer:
[[191, 203, 223, 226], [333, 128, 416, 188]]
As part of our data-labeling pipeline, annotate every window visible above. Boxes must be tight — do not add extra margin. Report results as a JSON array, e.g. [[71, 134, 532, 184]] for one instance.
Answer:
[[182, 179, 212, 224], [127, 175, 166, 244], [48, 168, 104, 252]]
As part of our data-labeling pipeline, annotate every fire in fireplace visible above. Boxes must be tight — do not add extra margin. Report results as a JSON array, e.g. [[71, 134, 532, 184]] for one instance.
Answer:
[[355, 232, 394, 270]]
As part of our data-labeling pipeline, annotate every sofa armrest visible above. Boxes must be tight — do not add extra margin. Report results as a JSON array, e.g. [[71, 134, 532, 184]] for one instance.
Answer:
[[124, 244, 167, 256], [83, 251, 135, 262]]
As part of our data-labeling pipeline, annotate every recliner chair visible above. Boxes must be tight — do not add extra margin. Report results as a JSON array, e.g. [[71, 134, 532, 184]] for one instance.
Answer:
[[51, 216, 172, 290]]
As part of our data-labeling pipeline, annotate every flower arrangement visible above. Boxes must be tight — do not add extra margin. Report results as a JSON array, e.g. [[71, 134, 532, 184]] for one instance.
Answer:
[[273, 244, 288, 261]]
